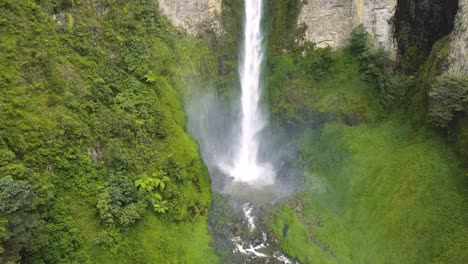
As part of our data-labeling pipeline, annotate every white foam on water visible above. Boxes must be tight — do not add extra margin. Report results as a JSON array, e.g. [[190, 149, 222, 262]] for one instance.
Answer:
[[242, 203, 256, 232], [231, 231, 297, 263]]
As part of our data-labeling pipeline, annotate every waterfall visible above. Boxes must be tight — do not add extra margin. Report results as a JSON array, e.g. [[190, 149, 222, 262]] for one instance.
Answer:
[[223, 0, 275, 187], [186, 1, 295, 262]]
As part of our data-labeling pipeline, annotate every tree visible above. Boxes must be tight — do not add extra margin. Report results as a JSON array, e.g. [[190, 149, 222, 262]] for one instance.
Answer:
[[428, 76, 468, 127], [349, 25, 373, 57], [97, 175, 143, 227], [0, 176, 35, 263]]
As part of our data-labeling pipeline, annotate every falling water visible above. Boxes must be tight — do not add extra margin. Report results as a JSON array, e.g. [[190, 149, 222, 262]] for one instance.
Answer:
[[224, 0, 275, 187]]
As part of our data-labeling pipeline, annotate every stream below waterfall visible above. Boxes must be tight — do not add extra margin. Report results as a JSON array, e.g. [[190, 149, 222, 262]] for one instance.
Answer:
[[226, 203, 297, 264]]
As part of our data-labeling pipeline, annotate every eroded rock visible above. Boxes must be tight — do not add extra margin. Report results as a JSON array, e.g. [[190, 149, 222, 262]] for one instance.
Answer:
[[446, 0, 468, 75], [299, 0, 397, 52], [157, 0, 222, 35]]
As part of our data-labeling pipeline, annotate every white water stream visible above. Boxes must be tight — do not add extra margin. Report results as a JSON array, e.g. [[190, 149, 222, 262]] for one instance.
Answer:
[[231, 203, 295, 263]]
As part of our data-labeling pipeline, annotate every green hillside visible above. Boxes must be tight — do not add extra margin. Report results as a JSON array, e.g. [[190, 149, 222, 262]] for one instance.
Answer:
[[0, 0, 218, 263], [266, 2, 468, 263]]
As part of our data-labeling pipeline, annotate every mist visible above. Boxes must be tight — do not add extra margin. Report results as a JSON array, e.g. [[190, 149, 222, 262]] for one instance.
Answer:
[[186, 89, 303, 206]]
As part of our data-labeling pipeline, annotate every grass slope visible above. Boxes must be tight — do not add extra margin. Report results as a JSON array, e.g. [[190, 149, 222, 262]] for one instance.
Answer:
[[268, 51, 381, 126], [269, 117, 468, 263]]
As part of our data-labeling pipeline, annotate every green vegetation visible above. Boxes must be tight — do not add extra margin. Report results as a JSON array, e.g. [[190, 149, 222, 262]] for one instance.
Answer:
[[199, 0, 243, 99], [268, 49, 380, 125], [269, 119, 468, 263], [0, 0, 218, 262], [428, 76, 468, 128], [267, 0, 303, 55], [348, 25, 415, 110], [267, 25, 386, 126], [266, 20, 468, 264]]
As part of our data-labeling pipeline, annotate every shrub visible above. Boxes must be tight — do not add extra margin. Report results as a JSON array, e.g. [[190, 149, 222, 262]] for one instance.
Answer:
[[96, 175, 143, 227], [378, 75, 415, 108], [0, 176, 35, 263], [428, 76, 468, 127], [165, 157, 187, 182], [300, 43, 334, 81], [349, 25, 391, 72], [348, 25, 407, 109], [349, 25, 373, 57]]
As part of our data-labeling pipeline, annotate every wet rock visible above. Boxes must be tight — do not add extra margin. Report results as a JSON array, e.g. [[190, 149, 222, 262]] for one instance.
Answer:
[[222, 224, 231, 236], [253, 237, 262, 245], [231, 223, 242, 236]]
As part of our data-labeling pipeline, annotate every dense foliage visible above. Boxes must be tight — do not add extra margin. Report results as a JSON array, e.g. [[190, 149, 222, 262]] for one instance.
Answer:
[[428, 76, 468, 127], [349, 25, 415, 109], [198, 0, 243, 99], [0, 0, 218, 262]]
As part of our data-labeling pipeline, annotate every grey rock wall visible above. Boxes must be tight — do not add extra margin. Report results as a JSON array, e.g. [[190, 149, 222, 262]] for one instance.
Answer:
[[446, 0, 468, 75], [360, 0, 396, 51], [298, 0, 355, 48], [157, 0, 222, 35], [298, 0, 396, 51]]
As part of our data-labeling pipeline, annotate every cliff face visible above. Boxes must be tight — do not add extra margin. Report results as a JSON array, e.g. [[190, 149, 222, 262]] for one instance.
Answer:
[[157, 0, 465, 75], [298, 0, 396, 50], [359, 0, 396, 51], [446, 0, 468, 75], [157, 0, 222, 35], [297, 0, 355, 48]]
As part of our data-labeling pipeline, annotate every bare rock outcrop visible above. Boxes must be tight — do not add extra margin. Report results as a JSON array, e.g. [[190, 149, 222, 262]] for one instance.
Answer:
[[298, 0, 397, 51], [446, 0, 468, 75], [298, 0, 355, 48], [157, 0, 222, 35]]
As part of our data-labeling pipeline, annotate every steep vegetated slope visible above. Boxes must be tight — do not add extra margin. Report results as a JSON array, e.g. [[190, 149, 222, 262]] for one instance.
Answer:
[[265, 0, 468, 263], [0, 0, 219, 263]]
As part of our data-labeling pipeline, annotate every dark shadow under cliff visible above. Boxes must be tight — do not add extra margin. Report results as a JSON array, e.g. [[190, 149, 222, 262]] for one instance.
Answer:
[[394, 0, 459, 74]]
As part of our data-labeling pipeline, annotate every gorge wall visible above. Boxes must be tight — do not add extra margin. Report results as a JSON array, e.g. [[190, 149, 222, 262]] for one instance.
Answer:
[[298, 0, 397, 51], [447, 0, 468, 75], [156, 0, 465, 65], [157, 0, 222, 35], [156, 0, 397, 51], [155, 0, 467, 83]]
